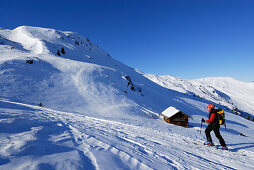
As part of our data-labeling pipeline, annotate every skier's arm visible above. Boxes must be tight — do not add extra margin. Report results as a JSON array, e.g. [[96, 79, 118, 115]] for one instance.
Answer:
[[206, 113, 215, 123]]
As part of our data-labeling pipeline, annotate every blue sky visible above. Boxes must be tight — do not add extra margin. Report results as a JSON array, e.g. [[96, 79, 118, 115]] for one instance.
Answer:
[[1, 0, 254, 81]]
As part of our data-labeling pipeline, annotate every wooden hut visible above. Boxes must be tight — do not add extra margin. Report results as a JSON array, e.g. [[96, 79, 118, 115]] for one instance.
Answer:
[[161, 106, 190, 128]]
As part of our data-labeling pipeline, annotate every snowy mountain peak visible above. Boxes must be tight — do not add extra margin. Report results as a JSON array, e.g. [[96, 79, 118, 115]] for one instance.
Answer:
[[2, 26, 101, 56], [0, 26, 157, 116]]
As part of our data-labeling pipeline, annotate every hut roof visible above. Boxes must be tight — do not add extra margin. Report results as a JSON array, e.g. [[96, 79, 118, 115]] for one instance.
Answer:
[[161, 106, 180, 118], [161, 106, 189, 118]]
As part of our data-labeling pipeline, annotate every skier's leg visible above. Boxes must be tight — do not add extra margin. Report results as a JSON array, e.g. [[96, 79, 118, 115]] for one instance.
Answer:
[[205, 124, 213, 142], [213, 125, 226, 147]]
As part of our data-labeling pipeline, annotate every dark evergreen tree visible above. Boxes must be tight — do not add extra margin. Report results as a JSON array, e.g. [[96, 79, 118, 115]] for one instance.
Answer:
[[131, 86, 135, 91], [57, 50, 61, 56], [61, 48, 65, 54]]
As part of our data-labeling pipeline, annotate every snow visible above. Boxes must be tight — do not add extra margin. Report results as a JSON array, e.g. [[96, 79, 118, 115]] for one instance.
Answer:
[[0, 26, 254, 169], [161, 106, 180, 118], [145, 74, 254, 117]]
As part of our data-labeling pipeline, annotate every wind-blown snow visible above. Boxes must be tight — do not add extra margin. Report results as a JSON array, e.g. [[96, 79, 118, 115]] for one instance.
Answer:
[[0, 26, 254, 169]]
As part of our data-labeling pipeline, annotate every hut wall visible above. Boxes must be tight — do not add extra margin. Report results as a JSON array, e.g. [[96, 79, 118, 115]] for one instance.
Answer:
[[163, 112, 189, 128]]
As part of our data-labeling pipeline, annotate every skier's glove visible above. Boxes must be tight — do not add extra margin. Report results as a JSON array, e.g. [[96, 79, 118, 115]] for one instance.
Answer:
[[201, 118, 206, 123]]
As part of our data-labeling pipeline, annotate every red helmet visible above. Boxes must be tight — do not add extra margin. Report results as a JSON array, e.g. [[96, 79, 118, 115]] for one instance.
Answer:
[[207, 104, 215, 109]]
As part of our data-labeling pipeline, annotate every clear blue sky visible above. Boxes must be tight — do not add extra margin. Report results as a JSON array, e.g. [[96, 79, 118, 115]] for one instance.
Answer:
[[1, 0, 254, 81]]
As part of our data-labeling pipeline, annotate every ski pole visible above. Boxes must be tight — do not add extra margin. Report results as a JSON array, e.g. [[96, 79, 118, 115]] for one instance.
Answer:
[[200, 121, 203, 134], [198, 120, 203, 145]]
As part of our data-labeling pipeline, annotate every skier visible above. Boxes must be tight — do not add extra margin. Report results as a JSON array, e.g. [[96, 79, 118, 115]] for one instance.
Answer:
[[202, 104, 228, 150]]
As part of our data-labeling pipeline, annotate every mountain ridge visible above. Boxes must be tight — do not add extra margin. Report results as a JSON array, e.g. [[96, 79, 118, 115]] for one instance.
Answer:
[[144, 74, 254, 117]]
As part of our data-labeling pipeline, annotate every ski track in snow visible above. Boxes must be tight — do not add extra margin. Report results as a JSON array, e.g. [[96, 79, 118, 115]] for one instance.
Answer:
[[1, 99, 253, 169]]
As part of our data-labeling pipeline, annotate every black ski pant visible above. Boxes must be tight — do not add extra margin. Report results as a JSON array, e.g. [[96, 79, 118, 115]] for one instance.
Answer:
[[205, 124, 226, 147]]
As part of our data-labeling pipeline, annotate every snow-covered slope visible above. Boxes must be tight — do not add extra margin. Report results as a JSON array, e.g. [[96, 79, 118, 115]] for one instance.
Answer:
[[1, 26, 254, 169], [194, 77, 254, 116], [145, 74, 254, 117]]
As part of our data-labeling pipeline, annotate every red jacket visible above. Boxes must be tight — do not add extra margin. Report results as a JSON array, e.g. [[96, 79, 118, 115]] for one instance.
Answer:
[[206, 111, 215, 123]]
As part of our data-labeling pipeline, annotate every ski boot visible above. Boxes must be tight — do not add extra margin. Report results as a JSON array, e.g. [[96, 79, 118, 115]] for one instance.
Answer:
[[204, 141, 214, 146], [217, 146, 228, 150]]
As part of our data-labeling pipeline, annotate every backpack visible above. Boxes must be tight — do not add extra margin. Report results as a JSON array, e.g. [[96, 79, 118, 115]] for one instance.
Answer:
[[215, 108, 225, 125]]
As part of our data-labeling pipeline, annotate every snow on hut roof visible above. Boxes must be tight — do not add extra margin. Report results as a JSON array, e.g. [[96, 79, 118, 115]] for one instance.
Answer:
[[161, 106, 180, 118]]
